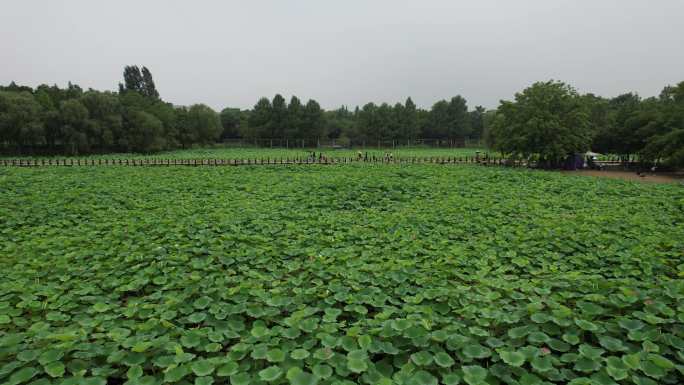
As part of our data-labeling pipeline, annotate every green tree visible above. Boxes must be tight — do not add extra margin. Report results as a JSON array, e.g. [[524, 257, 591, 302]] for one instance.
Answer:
[[491, 80, 591, 167], [469, 105, 486, 140], [127, 110, 166, 152], [641, 81, 684, 166], [400, 97, 419, 140], [286, 96, 304, 140], [59, 99, 90, 154], [425, 100, 450, 139], [271, 94, 287, 139], [247, 97, 272, 139], [81, 91, 123, 150], [0, 91, 44, 152], [301, 99, 324, 142], [220, 107, 242, 140], [141, 67, 160, 99], [186, 104, 221, 145], [120, 65, 144, 94], [120, 65, 158, 99], [356, 102, 378, 143], [446, 96, 471, 139]]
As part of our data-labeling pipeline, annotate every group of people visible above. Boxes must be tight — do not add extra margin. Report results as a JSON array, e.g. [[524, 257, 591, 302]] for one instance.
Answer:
[[355, 151, 394, 161], [306, 151, 327, 162]]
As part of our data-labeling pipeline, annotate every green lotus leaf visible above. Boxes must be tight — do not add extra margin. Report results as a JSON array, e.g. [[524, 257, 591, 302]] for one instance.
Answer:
[[462, 344, 492, 359], [647, 354, 674, 369], [579, 344, 605, 360], [196, 376, 214, 385], [527, 332, 550, 344], [499, 350, 526, 367], [45, 362, 66, 378], [230, 372, 252, 385], [250, 325, 269, 338], [577, 302, 605, 315], [434, 352, 455, 367], [462, 365, 487, 385], [193, 297, 211, 309], [37, 350, 64, 366], [164, 365, 189, 383], [312, 364, 333, 378], [132, 341, 152, 353], [618, 318, 644, 331], [188, 312, 207, 323], [531, 355, 553, 372], [259, 366, 283, 382], [391, 319, 412, 331], [574, 357, 601, 372], [605, 356, 629, 380], [442, 373, 462, 385], [126, 365, 143, 379], [347, 358, 368, 373], [508, 326, 532, 339], [191, 359, 215, 376], [181, 333, 201, 348], [641, 360, 667, 378], [358, 335, 372, 350], [410, 351, 433, 366], [406, 370, 438, 385], [289, 370, 319, 385], [519, 372, 541, 385], [530, 313, 550, 323], [216, 361, 239, 377], [291, 349, 310, 360], [574, 319, 599, 331], [93, 302, 109, 312], [266, 348, 286, 362], [598, 336, 626, 352]]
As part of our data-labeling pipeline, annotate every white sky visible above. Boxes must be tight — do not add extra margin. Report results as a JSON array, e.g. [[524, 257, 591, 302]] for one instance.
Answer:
[[2, 0, 683, 110]]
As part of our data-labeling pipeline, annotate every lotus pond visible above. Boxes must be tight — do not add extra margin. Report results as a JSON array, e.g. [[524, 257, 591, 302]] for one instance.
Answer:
[[0, 165, 683, 385]]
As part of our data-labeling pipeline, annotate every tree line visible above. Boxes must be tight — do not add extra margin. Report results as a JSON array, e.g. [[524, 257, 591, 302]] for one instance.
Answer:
[[487, 80, 684, 168], [0, 66, 488, 155], [1, 66, 682, 167], [0, 66, 222, 154]]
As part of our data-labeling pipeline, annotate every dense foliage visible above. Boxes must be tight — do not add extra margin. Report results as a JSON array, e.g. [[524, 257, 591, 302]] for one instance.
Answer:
[[0, 67, 221, 155], [2, 67, 683, 167], [0, 67, 485, 155], [487, 81, 684, 168], [489, 81, 592, 167], [1, 165, 683, 385]]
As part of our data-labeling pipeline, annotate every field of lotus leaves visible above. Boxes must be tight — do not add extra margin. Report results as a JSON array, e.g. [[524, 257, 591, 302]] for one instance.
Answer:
[[1, 164, 683, 385]]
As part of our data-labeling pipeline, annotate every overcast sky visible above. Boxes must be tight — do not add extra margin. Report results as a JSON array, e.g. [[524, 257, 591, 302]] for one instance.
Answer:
[[2, 0, 683, 111]]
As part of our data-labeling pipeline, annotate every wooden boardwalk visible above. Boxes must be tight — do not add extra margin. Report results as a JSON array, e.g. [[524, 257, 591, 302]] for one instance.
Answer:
[[0, 156, 515, 167]]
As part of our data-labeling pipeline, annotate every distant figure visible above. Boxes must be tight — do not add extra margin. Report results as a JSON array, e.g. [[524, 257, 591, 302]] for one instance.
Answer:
[[357, 151, 363, 160]]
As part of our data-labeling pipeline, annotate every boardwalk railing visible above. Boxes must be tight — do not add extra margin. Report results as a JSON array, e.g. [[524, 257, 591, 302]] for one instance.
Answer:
[[0, 156, 518, 167]]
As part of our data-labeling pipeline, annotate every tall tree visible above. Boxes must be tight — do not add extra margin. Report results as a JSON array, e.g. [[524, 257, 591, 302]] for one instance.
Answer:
[[187, 104, 222, 144], [247, 97, 272, 139], [425, 100, 450, 139], [271, 94, 287, 139], [141, 67, 160, 99], [220, 107, 242, 140], [121, 66, 144, 94], [491, 80, 591, 167], [0, 91, 44, 152], [469, 105, 486, 140], [286, 96, 304, 139], [59, 99, 90, 154], [446, 96, 471, 139], [301, 99, 324, 141], [400, 97, 419, 140]]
